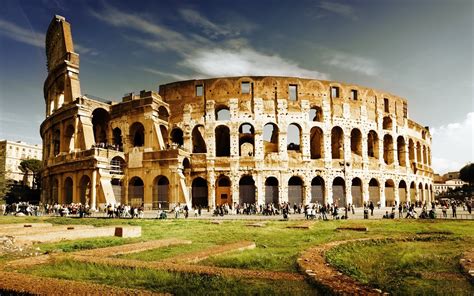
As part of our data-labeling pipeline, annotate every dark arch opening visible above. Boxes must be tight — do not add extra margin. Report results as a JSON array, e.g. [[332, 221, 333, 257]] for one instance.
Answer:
[[332, 177, 346, 207], [351, 178, 362, 207], [129, 122, 145, 147], [192, 125, 207, 153], [310, 127, 324, 159], [170, 128, 184, 146], [265, 177, 279, 205], [215, 125, 230, 156], [311, 176, 325, 204], [153, 175, 169, 209], [92, 108, 110, 145], [192, 177, 208, 208], [263, 123, 279, 154], [239, 175, 256, 205], [331, 127, 344, 159], [288, 176, 303, 205]]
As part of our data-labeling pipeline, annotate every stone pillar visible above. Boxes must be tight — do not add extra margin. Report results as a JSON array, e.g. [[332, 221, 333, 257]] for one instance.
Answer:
[[91, 170, 97, 210], [230, 123, 239, 157], [344, 131, 351, 163], [345, 177, 352, 207], [280, 174, 288, 203], [57, 174, 63, 204], [380, 184, 385, 208], [123, 178, 129, 205], [301, 129, 310, 161], [326, 179, 333, 204], [279, 131, 288, 161], [304, 184, 311, 205], [361, 132, 368, 167], [208, 171, 216, 209], [362, 179, 369, 205], [393, 136, 399, 167], [256, 173, 264, 205], [323, 129, 332, 167], [254, 130, 263, 160], [394, 185, 400, 206]]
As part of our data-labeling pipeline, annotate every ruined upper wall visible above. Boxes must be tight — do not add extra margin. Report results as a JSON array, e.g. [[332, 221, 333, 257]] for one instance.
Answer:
[[45, 15, 76, 73]]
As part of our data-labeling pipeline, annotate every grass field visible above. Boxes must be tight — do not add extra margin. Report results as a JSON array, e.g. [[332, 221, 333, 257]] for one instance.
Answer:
[[0, 216, 472, 295]]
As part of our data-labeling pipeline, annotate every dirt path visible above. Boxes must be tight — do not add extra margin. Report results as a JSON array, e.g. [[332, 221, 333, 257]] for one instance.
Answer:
[[0, 271, 167, 295], [161, 241, 255, 263]]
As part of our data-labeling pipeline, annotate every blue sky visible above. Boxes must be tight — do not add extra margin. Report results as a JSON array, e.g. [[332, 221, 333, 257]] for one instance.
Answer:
[[0, 0, 472, 173]]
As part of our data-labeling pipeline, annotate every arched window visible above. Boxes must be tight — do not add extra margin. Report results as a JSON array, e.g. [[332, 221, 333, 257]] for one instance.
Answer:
[[92, 108, 110, 145], [408, 139, 415, 163], [112, 127, 123, 151], [53, 129, 60, 156], [350, 128, 362, 157], [287, 123, 302, 152], [64, 177, 73, 204], [383, 134, 394, 165], [367, 130, 379, 159], [309, 106, 323, 122], [397, 136, 406, 167], [215, 125, 230, 156], [64, 125, 75, 152], [382, 116, 392, 130], [158, 106, 169, 121], [263, 123, 279, 153], [331, 126, 344, 159], [129, 122, 145, 147], [310, 127, 324, 159], [399, 180, 408, 203], [192, 125, 207, 153], [239, 123, 255, 156], [288, 176, 303, 205], [215, 105, 230, 121], [171, 128, 184, 146], [110, 156, 125, 174]]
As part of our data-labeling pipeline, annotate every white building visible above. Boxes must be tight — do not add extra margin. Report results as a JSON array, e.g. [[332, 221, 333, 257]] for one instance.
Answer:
[[433, 179, 468, 196]]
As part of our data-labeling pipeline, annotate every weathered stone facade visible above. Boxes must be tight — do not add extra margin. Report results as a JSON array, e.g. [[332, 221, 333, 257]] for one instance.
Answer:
[[40, 16, 433, 210]]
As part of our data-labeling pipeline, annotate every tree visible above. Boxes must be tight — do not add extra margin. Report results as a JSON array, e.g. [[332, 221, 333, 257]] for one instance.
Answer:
[[460, 163, 474, 187], [18, 159, 43, 189]]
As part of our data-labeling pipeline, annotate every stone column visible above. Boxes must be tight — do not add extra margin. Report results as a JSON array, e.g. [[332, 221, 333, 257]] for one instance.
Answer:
[[256, 173, 264, 205], [326, 179, 333, 204], [90, 170, 97, 210], [208, 171, 216, 209], [254, 130, 263, 160], [394, 185, 400, 206], [280, 174, 288, 203], [279, 131, 288, 161], [380, 183, 386, 208], [304, 184, 311, 205], [362, 178, 369, 205], [345, 177, 352, 207]]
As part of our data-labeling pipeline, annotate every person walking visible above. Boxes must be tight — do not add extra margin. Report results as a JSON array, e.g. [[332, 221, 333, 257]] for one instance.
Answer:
[[369, 201, 375, 216]]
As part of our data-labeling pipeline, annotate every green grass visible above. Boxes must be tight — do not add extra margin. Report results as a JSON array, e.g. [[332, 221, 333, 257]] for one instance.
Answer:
[[326, 236, 474, 296], [0, 216, 473, 295]]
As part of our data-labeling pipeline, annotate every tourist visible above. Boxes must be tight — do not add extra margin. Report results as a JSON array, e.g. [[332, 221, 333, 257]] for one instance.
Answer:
[[369, 201, 374, 216], [398, 204, 403, 218], [451, 202, 457, 218]]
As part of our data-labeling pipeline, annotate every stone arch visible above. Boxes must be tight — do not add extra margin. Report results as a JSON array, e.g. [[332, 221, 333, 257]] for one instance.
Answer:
[[64, 124, 75, 152], [192, 177, 208, 208], [215, 125, 230, 156], [311, 176, 325, 204], [410, 181, 416, 202], [129, 122, 145, 147], [216, 175, 231, 206], [408, 139, 415, 163], [110, 156, 125, 174], [422, 145, 427, 165], [418, 182, 424, 202], [382, 116, 392, 130], [79, 175, 91, 205], [111, 178, 123, 205], [265, 177, 279, 205], [350, 128, 362, 157], [288, 176, 304, 206], [92, 108, 110, 145], [287, 123, 302, 152], [309, 106, 323, 122], [385, 179, 395, 206], [367, 130, 379, 159], [112, 127, 123, 151], [399, 180, 408, 203], [239, 175, 256, 205], [158, 106, 169, 121], [215, 105, 230, 121], [397, 136, 406, 167], [182, 157, 191, 170], [310, 127, 324, 159], [170, 127, 184, 146], [369, 178, 380, 205], [263, 123, 279, 153], [416, 141, 422, 164], [331, 126, 344, 159], [239, 123, 255, 156], [332, 177, 346, 207], [383, 134, 394, 165], [424, 183, 429, 203], [53, 129, 60, 156], [128, 177, 144, 207], [160, 125, 168, 147], [351, 178, 363, 207], [192, 125, 207, 153], [51, 178, 59, 203], [153, 175, 169, 209], [64, 177, 73, 204]]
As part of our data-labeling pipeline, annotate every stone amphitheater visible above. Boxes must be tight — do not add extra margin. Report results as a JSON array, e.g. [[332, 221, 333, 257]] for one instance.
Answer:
[[40, 15, 433, 211]]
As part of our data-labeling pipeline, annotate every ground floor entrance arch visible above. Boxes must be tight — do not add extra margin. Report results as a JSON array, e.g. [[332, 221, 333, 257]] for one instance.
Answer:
[[64, 177, 73, 204], [79, 176, 91, 206], [385, 179, 395, 206], [264, 177, 279, 205], [288, 176, 303, 206], [351, 178, 362, 207], [399, 180, 407, 203], [192, 177, 208, 208], [128, 177, 144, 207], [311, 176, 324, 204], [216, 175, 231, 206], [332, 177, 346, 207], [369, 178, 380, 205], [239, 175, 256, 205], [153, 175, 169, 209]]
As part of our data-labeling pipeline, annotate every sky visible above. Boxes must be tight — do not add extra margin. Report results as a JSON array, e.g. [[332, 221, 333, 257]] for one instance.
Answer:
[[0, 0, 472, 174]]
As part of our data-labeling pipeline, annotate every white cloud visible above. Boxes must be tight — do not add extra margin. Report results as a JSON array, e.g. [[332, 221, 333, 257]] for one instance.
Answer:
[[318, 1, 358, 20], [141, 67, 190, 81], [91, 4, 328, 80], [431, 112, 474, 173], [323, 49, 378, 76], [0, 18, 96, 55]]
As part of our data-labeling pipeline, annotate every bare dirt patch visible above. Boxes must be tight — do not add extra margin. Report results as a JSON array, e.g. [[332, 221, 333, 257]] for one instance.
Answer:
[[460, 248, 474, 283]]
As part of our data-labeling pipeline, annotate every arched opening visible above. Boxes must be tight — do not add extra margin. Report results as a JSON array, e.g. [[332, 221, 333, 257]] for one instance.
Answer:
[[216, 175, 231, 206], [153, 176, 169, 209], [192, 177, 208, 208], [383, 134, 394, 165], [92, 108, 110, 145], [158, 106, 169, 121], [311, 176, 325, 204], [427, 148, 432, 166], [422, 145, 427, 165], [192, 125, 207, 153], [53, 129, 60, 156], [64, 125, 75, 152], [351, 178, 363, 207], [287, 123, 302, 152], [79, 175, 91, 205], [383, 116, 392, 130], [160, 125, 168, 147], [288, 176, 303, 206], [239, 175, 256, 205], [263, 123, 279, 153], [310, 127, 324, 159], [215, 125, 230, 156], [416, 142, 422, 164], [239, 123, 255, 156], [350, 128, 362, 157], [265, 177, 279, 205], [170, 128, 184, 147], [215, 105, 230, 121], [128, 177, 144, 207], [110, 156, 125, 175], [367, 130, 379, 159], [112, 127, 123, 151], [385, 179, 395, 206], [309, 106, 323, 122], [369, 178, 380, 205], [410, 182, 416, 202], [408, 139, 415, 163], [111, 179, 123, 204], [399, 180, 407, 203], [424, 184, 429, 202], [129, 122, 145, 147], [397, 136, 406, 167], [418, 183, 424, 202], [64, 177, 73, 204], [332, 177, 346, 207], [182, 158, 191, 170], [331, 127, 344, 159], [422, 130, 426, 140], [51, 178, 59, 203]]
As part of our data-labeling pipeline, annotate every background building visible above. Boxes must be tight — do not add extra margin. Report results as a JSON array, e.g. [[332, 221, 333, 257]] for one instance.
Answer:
[[40, 16, 433, 210]]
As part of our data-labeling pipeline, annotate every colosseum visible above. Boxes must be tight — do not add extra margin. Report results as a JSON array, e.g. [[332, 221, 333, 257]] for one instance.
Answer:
[[40, 15, 433, 211]]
